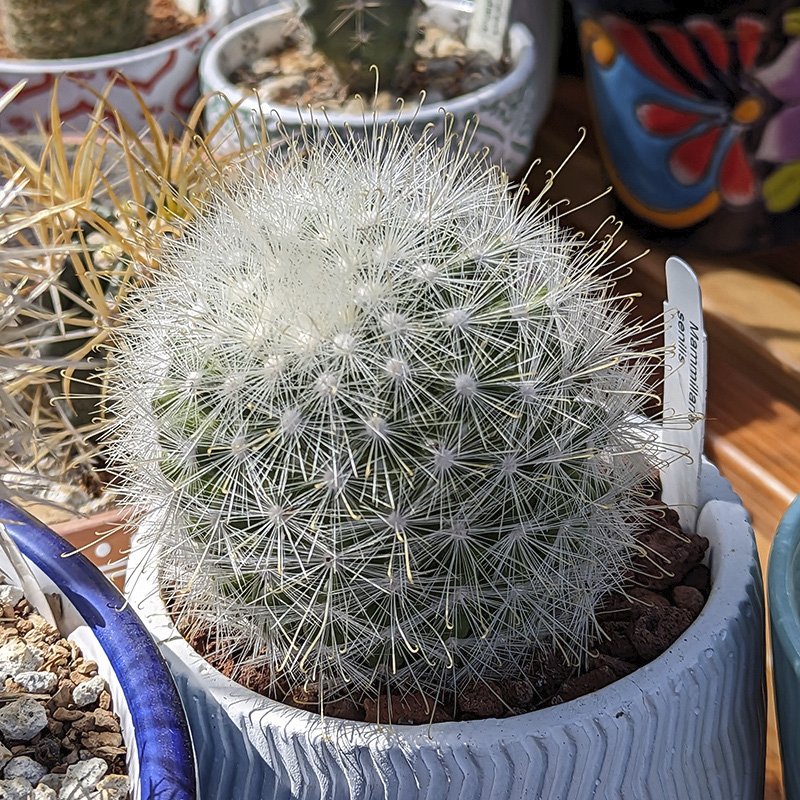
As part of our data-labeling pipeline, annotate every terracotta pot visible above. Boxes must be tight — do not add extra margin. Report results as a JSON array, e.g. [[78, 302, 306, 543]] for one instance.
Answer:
[[52, 508, 132, 589]]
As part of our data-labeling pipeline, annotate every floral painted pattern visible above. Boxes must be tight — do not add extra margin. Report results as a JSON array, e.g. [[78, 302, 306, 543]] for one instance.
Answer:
[[580, 8, 800, 227]]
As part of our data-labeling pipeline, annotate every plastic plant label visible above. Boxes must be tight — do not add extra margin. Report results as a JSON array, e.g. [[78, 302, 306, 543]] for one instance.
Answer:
[[176, 0, 201, 14], [0, 520, 62, 633], [465, 0, 513, 61], [661, 256, 708, 532]]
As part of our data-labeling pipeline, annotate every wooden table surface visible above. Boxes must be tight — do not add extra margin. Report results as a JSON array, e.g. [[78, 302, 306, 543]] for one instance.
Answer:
[[536, 76, 800, 800]]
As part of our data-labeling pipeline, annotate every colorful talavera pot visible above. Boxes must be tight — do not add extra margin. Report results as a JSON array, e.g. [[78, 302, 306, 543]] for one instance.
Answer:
[[572, 1, 800, 252]]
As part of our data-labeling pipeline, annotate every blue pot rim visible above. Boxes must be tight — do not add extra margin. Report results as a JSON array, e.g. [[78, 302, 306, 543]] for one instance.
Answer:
[[0, 499, 197, 800], [768, 496, 800, 664]]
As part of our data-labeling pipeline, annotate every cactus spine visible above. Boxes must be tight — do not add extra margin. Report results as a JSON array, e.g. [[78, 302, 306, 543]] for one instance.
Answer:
[[301, 0, 421, 93], [1, 0, 148, 59], [108, 123, 663, 706]]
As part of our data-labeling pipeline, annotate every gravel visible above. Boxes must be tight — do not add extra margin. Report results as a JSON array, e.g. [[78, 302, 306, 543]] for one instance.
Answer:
[[0, 640, 44, 677], [4, 754, 47, 783], [14, 671, 57, 694], [0, 583, 129, 799], [0, 697, 48, 740], [71, 677, 105, 709]]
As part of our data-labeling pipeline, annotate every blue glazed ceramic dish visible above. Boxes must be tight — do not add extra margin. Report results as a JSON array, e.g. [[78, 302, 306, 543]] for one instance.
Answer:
[[0, 499, 197, 800], [769, 496, 800, 800]]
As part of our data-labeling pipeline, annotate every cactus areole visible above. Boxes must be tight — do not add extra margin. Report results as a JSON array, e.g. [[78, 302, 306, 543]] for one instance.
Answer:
[[301, 0, 421, 93], [108, 122, 664, 708]]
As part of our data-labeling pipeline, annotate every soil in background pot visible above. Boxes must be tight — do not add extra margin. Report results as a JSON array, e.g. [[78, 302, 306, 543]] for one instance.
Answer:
[[230, 19, 509, 115]]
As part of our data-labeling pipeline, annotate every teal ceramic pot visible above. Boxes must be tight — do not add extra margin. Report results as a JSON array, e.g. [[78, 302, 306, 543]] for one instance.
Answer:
[[571, 1, 800, 253], [769, 496, 800, 800]]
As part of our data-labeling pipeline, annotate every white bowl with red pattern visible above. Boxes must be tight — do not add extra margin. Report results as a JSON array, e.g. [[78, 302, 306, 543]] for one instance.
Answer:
[[0, 0, 227, 134]]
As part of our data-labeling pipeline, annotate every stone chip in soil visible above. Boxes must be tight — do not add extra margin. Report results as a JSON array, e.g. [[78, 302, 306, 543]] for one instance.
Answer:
[[0, 585, 130, 799]]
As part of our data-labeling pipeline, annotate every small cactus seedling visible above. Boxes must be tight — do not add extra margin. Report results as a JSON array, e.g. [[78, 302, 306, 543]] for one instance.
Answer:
[[301, 0, 421, 93], [0, 0, 149, 59], [108, 121, 664, 706]]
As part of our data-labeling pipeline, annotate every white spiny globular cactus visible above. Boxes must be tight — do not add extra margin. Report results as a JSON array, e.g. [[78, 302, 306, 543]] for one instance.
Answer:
[[107, 122, 663, 708]]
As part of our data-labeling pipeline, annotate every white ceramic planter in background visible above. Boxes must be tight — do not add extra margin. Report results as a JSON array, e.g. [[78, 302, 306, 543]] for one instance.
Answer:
[[126, 460, 766, 800], [0, 0, 227, 135], [199, 0, 541, 175], [223, 0, 562, 130]]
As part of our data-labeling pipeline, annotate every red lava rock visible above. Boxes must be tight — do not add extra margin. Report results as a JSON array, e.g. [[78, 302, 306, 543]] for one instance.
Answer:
[[323, 698, 365, 722], [631, 528, 709, 591], [682, 564, 711, 597], [598, 592, 637, 618], [233, 664, 272, 696], [589, 654, 638, 679], [501, 680, 534, 708], [597, 620, 639, 662], [631, 607, 695, 662], [528, 652, 573, 702], [672, 585, 705, 618], [364, 693, 451, 725], [458, 683, 505, 720], [628, 587, 672, 611], [557, 666, 618, 703], [290, 686, 319, 708]]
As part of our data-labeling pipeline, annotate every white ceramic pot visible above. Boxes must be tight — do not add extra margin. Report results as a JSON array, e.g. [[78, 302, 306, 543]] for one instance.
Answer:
[[0, 0, 227, 135], [126, 459, 765, 800], [199, 1, 541, 175]]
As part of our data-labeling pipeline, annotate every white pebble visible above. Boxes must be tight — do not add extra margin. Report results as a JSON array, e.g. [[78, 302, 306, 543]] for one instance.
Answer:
[[0, 697, 47, 740], [0, 777, 33, 800], [14, 670, 57, 694], [95, 774, 129, 800], [0, 586, 23, 607], [72, 676, 105, 708], [32, 784, 57, 800], [37, 774, 64, 792], [4, 756, 47, 784], [57, 782, 91, 799], [60, 758, 107, 797], [0, 640, 44, 677]]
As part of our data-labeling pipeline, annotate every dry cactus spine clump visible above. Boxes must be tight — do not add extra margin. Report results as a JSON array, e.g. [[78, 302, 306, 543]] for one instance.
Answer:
[[107, 119, 666, 711], [0, 87, 253, 502]]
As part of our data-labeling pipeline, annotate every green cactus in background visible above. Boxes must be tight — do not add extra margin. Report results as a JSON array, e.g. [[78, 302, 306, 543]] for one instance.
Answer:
[[0, 0, 149, 59], [301, 0, 422, 93], [107, 121, 665, 708]]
